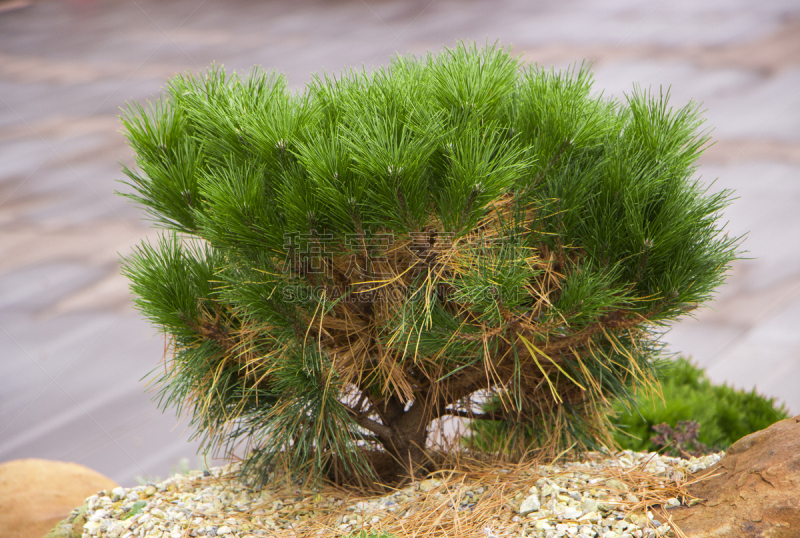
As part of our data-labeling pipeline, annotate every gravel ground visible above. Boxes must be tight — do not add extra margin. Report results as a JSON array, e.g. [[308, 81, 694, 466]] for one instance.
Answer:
[[60, 449, 723, 538]]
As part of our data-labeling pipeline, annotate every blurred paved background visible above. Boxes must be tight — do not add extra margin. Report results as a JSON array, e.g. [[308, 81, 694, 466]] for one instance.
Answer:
[[1, 0, 798, 487]]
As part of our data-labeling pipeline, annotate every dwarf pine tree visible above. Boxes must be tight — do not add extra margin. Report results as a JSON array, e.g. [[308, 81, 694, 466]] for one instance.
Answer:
[[119, 42, 741, 486]]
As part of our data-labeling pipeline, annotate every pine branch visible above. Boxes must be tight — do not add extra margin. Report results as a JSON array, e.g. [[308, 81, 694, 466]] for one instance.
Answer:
[[345, 406, 394, 440]]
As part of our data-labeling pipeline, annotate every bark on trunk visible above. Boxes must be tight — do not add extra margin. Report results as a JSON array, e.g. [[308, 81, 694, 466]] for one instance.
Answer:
[[379, 400, 432, 481]]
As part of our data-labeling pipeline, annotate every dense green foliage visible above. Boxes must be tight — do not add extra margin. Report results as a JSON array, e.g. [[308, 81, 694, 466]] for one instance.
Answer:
[[612, 357, 789, 453], [468, 357, 788, 456], [118, 42, 741, 485]]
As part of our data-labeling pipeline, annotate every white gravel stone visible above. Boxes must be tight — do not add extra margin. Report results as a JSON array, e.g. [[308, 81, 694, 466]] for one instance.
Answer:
[[582, 498, 598, 513], [520, 493, 541, 515]]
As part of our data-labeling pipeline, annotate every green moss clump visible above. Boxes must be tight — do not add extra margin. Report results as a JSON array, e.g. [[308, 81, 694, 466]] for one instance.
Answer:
[[612, 357, 790, 453]]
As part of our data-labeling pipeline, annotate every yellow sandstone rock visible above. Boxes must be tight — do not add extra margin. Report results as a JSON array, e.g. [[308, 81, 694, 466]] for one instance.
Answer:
[[0, 459, 118, 538]]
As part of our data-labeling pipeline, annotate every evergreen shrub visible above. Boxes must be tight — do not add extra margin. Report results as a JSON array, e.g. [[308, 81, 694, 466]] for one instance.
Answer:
[[118, 42, 742, 486], [612, 357, 789, 455]]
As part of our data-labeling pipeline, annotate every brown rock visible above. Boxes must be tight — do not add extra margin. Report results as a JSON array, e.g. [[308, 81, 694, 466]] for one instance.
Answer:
[[669, 415, 800, 538], [0, 459, 118, 538]]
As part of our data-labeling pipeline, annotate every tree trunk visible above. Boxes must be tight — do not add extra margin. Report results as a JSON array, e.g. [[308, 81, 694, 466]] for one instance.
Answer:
[[380, 400, 431, 481]]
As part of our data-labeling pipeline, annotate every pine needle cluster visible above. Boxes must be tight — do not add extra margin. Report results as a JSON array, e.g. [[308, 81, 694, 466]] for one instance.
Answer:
[[118, 42, 742, 487]]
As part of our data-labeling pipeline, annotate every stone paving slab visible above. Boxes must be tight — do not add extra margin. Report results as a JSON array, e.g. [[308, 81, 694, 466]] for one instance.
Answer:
[[1, 0, 798, 485]]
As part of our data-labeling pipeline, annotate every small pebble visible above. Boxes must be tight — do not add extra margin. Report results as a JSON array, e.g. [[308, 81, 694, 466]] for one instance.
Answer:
[[519, 493, 541, 515]]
